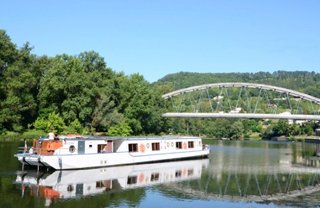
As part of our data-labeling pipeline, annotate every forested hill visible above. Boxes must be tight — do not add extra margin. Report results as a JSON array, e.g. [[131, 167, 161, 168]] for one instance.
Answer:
[[154, 71, 320, 98]]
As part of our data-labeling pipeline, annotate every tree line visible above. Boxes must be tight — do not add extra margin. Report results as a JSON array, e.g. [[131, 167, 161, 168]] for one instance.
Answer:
[[0, 30, 169, 136], [1, 29, 319, 139]]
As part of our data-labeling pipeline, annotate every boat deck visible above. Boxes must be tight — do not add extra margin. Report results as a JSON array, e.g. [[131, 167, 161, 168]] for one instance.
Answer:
[[58, 135, 199, 141]]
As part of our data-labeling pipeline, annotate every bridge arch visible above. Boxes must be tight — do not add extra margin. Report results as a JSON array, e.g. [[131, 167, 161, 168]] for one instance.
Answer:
[[162, 82, 320, 120], [162, 82, 320, 104]]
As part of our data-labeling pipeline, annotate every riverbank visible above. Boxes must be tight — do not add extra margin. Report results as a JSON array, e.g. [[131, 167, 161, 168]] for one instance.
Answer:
[[1, 131, 318, 143], [0, 130, 46, 142]]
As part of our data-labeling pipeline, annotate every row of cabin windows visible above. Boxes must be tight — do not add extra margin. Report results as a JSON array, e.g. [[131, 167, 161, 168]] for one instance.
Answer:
[[128, 173, 159, 185], [127, 169, 194, 184], [176, 141, 194, 149], [128, 141, 195, 152], [175, 169, 194, 178], [128, 143, 160, 152]]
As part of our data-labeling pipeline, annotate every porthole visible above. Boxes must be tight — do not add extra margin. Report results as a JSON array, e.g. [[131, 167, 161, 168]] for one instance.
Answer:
[[67, 185, 74, 192], [69, 145, 76, 153]]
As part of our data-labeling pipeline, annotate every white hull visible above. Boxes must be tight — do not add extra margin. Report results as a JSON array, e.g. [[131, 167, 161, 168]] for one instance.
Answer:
[[16, 136, 210, 170], [17, 149, 209, 170]]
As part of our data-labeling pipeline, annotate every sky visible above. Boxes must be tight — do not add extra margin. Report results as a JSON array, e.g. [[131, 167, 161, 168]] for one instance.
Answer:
[[1, 0, 320, 82]]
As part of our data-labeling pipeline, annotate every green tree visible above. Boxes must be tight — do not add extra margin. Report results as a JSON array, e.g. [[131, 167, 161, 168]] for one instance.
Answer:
[[272, 120, 290, 136], [228, 120, 244, 140], [0, 43, 39, 132], [289, 124, 300, 136], [112, 73, 168, 135], [67, 118, 83, 133], [34, 112, 66, 133], [38, 55, 93, 124], [0, 30, 18, 79], [107, 121, 132, 136], [91, 94, 123, 132], [302, 122, 315, 136], [261, 125, 274, 139], [78, 51, 107, 73], [37, 53, 117, 132], [212, 119, 231, 139]]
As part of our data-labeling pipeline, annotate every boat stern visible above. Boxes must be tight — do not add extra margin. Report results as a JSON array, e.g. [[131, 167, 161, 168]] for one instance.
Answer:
[[15, 153, 45, 167]]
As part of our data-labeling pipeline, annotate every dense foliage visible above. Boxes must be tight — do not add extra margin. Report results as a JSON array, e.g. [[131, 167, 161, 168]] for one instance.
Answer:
[[0, 29, 319, 139], [0, 30, 168, 135]]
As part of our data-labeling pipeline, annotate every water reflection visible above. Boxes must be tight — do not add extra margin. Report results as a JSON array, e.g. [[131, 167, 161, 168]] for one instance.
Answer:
[[11, 141, 320, 207], [301, 142, 320, 168], [160, 141, 320, 205], [15, 159, 209, 206]]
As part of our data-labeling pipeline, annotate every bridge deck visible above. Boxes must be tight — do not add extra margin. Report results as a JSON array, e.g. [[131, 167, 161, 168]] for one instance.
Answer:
[[162, 112, 320, 120]]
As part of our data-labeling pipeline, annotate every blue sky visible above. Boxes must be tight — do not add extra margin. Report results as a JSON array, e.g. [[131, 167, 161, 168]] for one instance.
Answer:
[[1, 0, 320, 82]]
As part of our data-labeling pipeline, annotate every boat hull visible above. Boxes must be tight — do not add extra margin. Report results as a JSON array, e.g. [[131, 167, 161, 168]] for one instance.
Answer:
[[16, 148, 209, 170]]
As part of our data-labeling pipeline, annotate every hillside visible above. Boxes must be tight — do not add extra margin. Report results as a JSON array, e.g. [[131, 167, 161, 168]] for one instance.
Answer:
[[154, 71, 320, 98]]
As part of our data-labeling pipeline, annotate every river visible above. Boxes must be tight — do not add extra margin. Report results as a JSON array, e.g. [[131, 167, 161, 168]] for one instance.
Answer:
[[1, 140, 320, 207]]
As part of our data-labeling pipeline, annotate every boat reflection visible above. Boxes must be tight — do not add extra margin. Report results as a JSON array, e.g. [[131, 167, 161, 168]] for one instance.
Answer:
[[15, 159, 209, 206], [15, 142, 320, 207]]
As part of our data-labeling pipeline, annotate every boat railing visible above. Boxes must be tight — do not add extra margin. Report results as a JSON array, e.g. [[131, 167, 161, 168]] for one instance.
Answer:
[[16, 146, 48, 155], [17, 146, 72, 156], [17, 147, 29, 154], [202, 144, 209, 150]]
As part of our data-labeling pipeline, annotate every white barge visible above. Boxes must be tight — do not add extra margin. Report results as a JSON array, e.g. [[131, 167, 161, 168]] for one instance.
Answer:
[[15, 135, 210, 170]]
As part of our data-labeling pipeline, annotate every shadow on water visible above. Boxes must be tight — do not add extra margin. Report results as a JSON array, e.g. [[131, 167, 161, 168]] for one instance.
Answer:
[[2, 140, 320, 207]]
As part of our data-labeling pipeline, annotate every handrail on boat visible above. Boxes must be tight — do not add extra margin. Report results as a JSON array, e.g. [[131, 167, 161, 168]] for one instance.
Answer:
[[202, 144, 209, 150], [16, 146, 72, 156]]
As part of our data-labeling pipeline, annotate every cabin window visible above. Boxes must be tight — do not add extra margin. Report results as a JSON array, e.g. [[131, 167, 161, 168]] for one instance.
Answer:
[[98, 144, 109, 153], [175, 170, 182, 178], [127, 176, 137, 184], [96, 180, 111, 189], [188, 141, 194, 148], [176, 142, 182, 149], [128, 143, 138, 152], [188, 169, 194, 176], [151, 173, 159, 181], [152, 142, 160, 151], [96, 181, 104, 188]]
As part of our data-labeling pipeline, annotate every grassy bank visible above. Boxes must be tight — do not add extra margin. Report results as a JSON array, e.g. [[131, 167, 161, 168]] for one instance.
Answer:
[[1, 131, 317, 143], [0, 130, 47, 142]]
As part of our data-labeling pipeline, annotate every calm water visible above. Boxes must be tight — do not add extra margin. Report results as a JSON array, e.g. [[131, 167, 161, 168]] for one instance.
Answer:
[[1, 140, 320, 208]]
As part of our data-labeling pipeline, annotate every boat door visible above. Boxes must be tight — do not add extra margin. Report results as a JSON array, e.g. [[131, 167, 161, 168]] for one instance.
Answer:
[[78, 141, 85, 154], [76, 184, 83, 196]]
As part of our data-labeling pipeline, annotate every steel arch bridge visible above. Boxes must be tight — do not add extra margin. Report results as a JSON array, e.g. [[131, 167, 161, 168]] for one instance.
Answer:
[[162, 82, 320, 120]]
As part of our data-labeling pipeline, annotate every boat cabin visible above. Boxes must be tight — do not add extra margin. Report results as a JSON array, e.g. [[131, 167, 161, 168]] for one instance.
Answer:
[[30, 136, 203, 156]]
